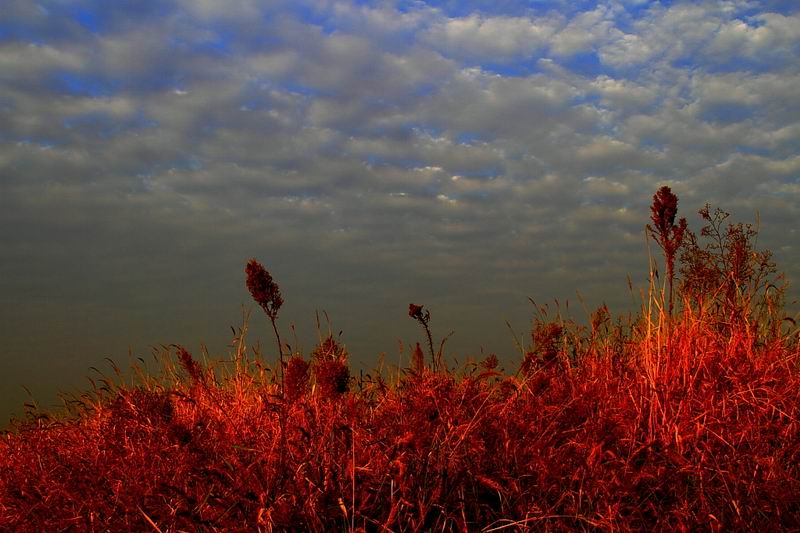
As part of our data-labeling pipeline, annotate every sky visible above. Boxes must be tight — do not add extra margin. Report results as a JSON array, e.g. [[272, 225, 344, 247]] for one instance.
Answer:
[[1, 0, 799, 424]]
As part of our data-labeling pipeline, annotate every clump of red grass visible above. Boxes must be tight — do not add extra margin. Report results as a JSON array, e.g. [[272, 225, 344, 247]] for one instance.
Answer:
[[2, 189, 799, 531]]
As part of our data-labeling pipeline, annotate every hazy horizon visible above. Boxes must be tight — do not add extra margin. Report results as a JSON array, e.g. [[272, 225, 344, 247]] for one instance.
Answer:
[[2, 0, 799, 425]]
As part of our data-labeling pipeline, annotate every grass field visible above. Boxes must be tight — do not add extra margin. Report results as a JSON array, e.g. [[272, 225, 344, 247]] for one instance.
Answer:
[[1, 187, 798, 531]]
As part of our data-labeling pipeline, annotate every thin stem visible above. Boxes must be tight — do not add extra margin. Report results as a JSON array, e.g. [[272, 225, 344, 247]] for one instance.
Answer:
[[269, 315, 284, 393], [423, 323, 436, 371], [268, 314, 288, 500]]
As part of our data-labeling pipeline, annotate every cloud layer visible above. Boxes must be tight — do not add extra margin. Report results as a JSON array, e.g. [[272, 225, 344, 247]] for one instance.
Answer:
[[1, 0, 798, 421]]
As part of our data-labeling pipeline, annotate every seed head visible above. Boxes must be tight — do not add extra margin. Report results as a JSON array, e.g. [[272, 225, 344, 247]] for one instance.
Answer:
[[650, 186, 679, 237], [176, 346, 203, 384], [408, 303, 430, 325], [311, 335, 347, 362], [481, 354, 499, 370], [284, 355, 310, 403], [646, 186, 688, 262], [411, 342, 425, 372], [246, 259, 283, 320], [311, 338, 350, 399], [408, 303, 435, 365]]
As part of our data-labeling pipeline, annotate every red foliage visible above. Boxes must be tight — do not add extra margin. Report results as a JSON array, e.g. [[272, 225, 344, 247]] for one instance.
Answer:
[[2, 324, 799, 530], [2, 191, 799, 531], [284, 354, 310, 403], [312, 336, 351, 398]]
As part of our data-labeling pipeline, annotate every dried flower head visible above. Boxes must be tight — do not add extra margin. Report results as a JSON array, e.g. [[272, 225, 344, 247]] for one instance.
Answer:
[[314, 359, 350, 398], [408, 303, 425, 321], [647, 187, 688, 255], [590, 304, 610, 334], [646, 186, 688, 316], [521, 321, 564, 374], [650, 186, 677, 236], [310, 335, 350, 398], [411, 342, 425, 373], [176, 346, 203, 384], [481, 354, 499, 370], [533, 322, 563, 362], [284, 355, 310, 403], [408, 303, 436, 368], [311, 335, 347, 362], [246, 259, 283, 320]]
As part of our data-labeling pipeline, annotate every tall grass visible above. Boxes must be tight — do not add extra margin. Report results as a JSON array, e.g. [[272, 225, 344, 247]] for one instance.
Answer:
[[1, 189, 799, 531]]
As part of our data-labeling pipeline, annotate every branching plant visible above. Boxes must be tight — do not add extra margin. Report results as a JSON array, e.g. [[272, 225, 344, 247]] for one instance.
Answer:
[[409, 303, 439, 371], [646, 185, 688, 320], [679, 204, 786, 332]]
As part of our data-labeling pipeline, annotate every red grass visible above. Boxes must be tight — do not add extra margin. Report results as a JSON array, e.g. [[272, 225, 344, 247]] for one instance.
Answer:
[[2, 193, 799, 531]]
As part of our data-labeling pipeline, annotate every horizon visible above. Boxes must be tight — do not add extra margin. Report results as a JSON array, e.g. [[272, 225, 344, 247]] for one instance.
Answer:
[[2, 0, 799, 425]]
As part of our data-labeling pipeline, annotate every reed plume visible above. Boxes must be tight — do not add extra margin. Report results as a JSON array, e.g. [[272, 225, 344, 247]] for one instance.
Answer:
[[245, 258, 285, 382], [646, 185, 687, 318]]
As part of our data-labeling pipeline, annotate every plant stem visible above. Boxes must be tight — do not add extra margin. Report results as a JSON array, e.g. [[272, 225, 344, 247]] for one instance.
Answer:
[[270, 316, 284, 393], [424, 323, 436, 371]]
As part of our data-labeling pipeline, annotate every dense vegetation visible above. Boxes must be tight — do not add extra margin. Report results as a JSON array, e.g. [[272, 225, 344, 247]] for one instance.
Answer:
[[1, 187, 798, 531]]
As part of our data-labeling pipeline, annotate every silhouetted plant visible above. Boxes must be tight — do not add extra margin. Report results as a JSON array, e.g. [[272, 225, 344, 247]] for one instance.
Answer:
[[646, 186, 688, 317], [680, 204, 785, 329], [284, 355, 310, 403], [311, 335, 350, 398], [411, 341, 426, 373], [409, 303, 438, 370], [176, 346, 204, 385], [245, 258, 284, 379], [481, 353, 499, 370], [521, 320, 564, 374], [245, 258, 290, 485]]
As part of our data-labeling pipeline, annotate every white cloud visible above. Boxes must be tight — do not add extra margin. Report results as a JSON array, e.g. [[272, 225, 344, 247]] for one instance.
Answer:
[[0, 42, 86, 80], [597, 32, 656, 67], [589, 75, 657, 110], [424, 14, 558, 63], [176, 0, 263, 22], [550, 6, 619, 57], [249, 50, 301, 77], [685, 71, 800, 128], [582, 176, 630, 196], [592, 3, 738, 67], [329, 2, 433, 37], [708, 13, 800, 61], [577, 137, 637, 162]]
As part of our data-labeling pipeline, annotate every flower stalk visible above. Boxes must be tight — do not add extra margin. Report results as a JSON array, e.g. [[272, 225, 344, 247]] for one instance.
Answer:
[[646, 186, 687, 319], [245, 258, 285, 386], [409, 303, 438, 371]]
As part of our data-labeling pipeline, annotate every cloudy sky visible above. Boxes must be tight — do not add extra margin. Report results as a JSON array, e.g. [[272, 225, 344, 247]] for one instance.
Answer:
[[1, 0, 798, 423]]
